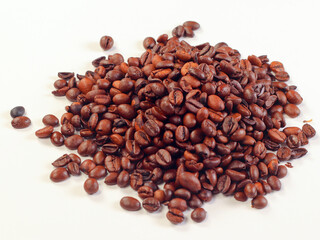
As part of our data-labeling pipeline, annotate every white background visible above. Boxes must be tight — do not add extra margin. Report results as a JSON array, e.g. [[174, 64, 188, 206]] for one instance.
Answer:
[[1, 0, 320, 239]]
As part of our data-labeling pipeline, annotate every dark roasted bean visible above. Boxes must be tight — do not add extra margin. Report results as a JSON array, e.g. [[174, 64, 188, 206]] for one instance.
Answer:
[[120, 196, 141, 211]]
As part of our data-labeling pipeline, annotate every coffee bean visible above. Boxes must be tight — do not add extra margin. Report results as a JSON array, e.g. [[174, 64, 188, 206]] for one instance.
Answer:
[[50, 131, 64, 146], [251, 195, 268, 209], [100, 36, 113, 51], [217, 175, 231, 193], [42, 114, 59, 126], [155, 149, 172, 167], [208, 95, 225, 111], [277, 147, 291, 161], [143, 120, 160, 137], [268, 129, 286, 143], [67, 162, 80, 176], [80, 159, 96, 174], [166, 208, 184, 224], [277, 165, 287, 179], [84, 178, 99, 194], [244, 183, 257, 198], [284, 104, 300, 118], [35, 126, 54, 138], [183, 21, 200, 30], [267, 176, 281, 191], [120, 196, 141, 211], [50, 168, 69, 182], [117, 170, 130, 188], [179, 172, 201, 193], [291, 148, 308, 159], [52, 154, 71, 167], [11, 116, 31, 129], [191, 208, 206, 223], [89, 165, 107, 179], [10, 106, 25, 118], [168, 198, 188, 212], [104, 172, 119, 185], [234, 192, 248, 202], [142, 197, 160, 212], [302, 124, 316, 138]]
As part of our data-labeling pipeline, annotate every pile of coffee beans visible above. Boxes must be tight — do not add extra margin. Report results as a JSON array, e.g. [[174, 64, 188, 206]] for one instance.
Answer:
[[10, 106, 31, 129], [36, 21, 316, 224]]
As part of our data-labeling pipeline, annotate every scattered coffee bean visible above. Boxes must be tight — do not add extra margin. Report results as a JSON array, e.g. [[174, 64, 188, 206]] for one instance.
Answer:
[[166, 208, 184, 224], [120, 196, 141, 211], [100, 36, 113, 51], [11, 116, 31, 129], [50, 168, 69, 182], [251, 195, 268, 209], [191, 208, 206, 223], [84, 178, 99, 194], [10, 106, 25, 118]]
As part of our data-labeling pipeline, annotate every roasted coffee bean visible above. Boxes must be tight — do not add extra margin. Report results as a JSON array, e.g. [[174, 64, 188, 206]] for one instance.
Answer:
[[179, 172, 201, 193], [268, 129, 286, 143], [50, 131, 65, 146], [156, 149, 172, 167], [277, 165, 288, 179], [104, 172, 119, 185], [11, 116, 31, 129], [10, 106, 25, 118], [302, 124, 316, 138], [268, 159, 279, 175], [69, 153, 81, 165], [50, 168, 69, 182], [89, 165, 107, 179], [143, 197, 161, 212], [100, 35, 113, 50], [52, 154, 71, 167], [217, 175, 231, 193], [67, 162, 80, 176], [234, 192, 248, 202], [61, 123, 75, 136], [175, 125, 190, 142], [183, 21, 200, 30], [77, 140, 97, 156], [277, 147, 291, 161], [166, 208, 184, 224], [120, 196, 141, 211], [267, 176, 281, 191], [291, 148, 307, 159], [80, 159, 96, 174], [284, 104, 300, 118], [84, 178, 99, 194], [251, 195, 268, 209], [143, 120, 160, 137], [42, 114, 59, 126], [117, 170, 130, 188], [286, 135, 300, 149], [168, 198, 188, 212], [35, 126, 54, 138], [64, 134, 83, 149], [191, 208, 206, 223], [244, 183, 257, 198]]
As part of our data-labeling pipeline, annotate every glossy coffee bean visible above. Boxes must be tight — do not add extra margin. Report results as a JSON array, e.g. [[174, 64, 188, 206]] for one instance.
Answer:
[[50, 168, 69, 182], [35, 126, 54, 138], [100, 36, 113, 50], [166, 208, 184, 224], [191, 208, 206, 223], [120, 196, 141, 211], [42, 114, 59, 126], [11, 116, 31, 129], [84, 178, 99, 194], [251, 195, 268, 209]]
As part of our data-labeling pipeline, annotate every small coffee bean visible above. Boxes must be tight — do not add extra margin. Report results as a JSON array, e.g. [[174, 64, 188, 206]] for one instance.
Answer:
[[284, 104, 300, 118], [89, 165, 107, 179], [291, 148, 308, 159], [120, 196, 141, 211], [277, 147, 292, 161], [251, 195, 268, 209], [142, 197, 161, 212], [156, 149, 172, 167], [42, 114, 59, 126], [183, 21, 200, 30], [80, 159, 96, 174], [50, 131, 64, 146], [35, 126, 54, 138], [277, 165, 288, 179], [191, 208, 206, 223], [302, 124, 316, 138], [178, 172, 201, 193], [11, 116, 31, 129], [52, 154, 71, 167], [84, 178, 99, 194], [244, 183, 257, 198], [234, 192, 248, 202], [64, 135, 83, 149], [100, 35, 113, 51], [67, 162, 81, 176], [10, 106, 25, 118], [166, 208, 184, 224], [138, 186, 154, 199], [50, 168, 69, 182], [168, 198, 188, 212], [267, 176, 281, 191], [104, 172, 119, 185], [117, 170, 130, 188]]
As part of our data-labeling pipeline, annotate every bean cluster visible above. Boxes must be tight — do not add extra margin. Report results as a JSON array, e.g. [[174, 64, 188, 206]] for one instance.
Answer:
[[35, 21, 316, 224]]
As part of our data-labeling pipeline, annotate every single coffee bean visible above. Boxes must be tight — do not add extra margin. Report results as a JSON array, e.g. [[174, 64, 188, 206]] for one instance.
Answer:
[[302, 124, 316, 138], [67, 162, 81, 176], [84, 178, 99, 194], [178, 172, 201, 193], [10, 106, 25, 118], [50, 168, 69, 182], [142, 197, 161, 212], [80, 159, 96, 174], [191, 208, 206, 223], [120, 196, 141, 211], [168, 198, 188, 212], [290, 148, 308, 159], [286, 135, 300, 149], [166, 208, 184, 224], [11, 116, 31, 129], [89, 165, 107, 179], [100, 35, 113, 51], [276, 165, 288, 179], [251, 195, 268, 209], [104, 172, 119, 185], [52, 154, 71, 167], [138, 186, 154, 199], [284, 104, 300, 118], [268, 129, 286, 143], [35, 126, 54, 138], [244, 183, 257, 198], [234, 192, 248, 202], [267, 176, 281, 191], [217, 175, 231, 193], [156, 149, 172, 167], [117, 170, 130, 188], [42, 114, 59, 126], [277, 147, 292, 161], [183, 21, 200, 30], [64, 135, 83, 149], [50, 131, 64, 146]]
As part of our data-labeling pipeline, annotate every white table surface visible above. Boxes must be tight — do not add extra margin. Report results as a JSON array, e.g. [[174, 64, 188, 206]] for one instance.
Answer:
[[1, 0, 319, 239]]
